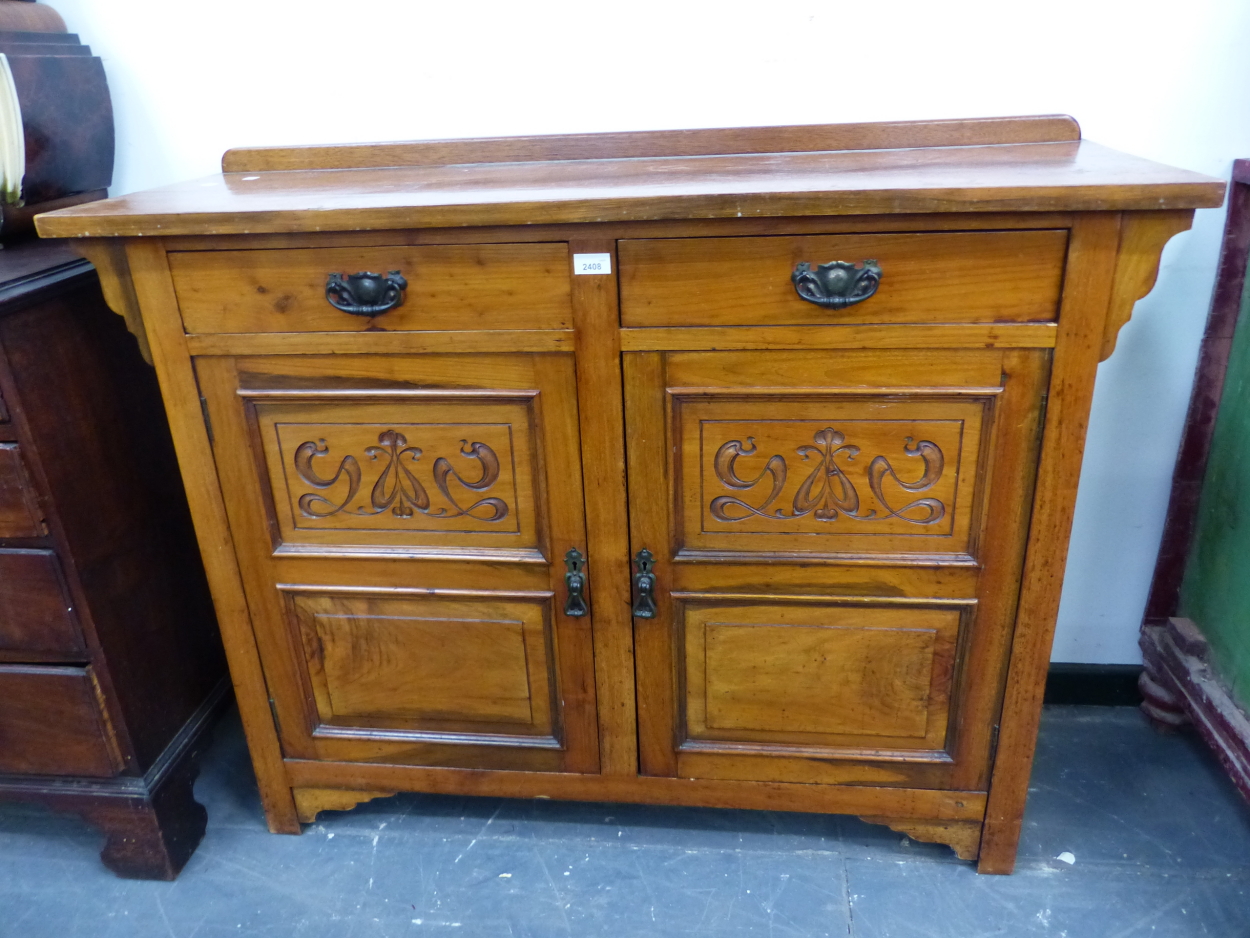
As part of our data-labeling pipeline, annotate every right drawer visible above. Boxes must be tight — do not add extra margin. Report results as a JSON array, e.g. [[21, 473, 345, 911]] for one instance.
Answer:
[[618, 230, 1068, 327]]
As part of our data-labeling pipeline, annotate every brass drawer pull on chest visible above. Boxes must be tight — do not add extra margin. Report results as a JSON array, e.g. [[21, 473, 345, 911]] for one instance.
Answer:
[[631, 549, 657, 618], [563, 548, 588, 617], [324, 270, 408, 317], [791, 259, 882, 309]]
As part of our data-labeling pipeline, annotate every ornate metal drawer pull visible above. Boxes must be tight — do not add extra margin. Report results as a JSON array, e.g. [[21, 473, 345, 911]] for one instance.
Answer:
[[791, 259, 882, 310], [325, 270, 408, 317], [631, 548, 657, 619], [564, 548, 588, 618]]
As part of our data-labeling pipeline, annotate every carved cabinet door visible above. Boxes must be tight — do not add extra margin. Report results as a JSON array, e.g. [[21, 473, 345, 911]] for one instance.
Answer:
[[195, 352, 599, 774], [624, 348, 1050, 791]]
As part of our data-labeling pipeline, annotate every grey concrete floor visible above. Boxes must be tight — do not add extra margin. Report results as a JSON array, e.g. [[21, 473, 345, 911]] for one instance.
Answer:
[[0, 706, 1248, 937]]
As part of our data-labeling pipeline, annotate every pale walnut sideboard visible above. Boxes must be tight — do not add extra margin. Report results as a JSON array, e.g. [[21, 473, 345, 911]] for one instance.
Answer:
[[37, 116, 1224, 873]]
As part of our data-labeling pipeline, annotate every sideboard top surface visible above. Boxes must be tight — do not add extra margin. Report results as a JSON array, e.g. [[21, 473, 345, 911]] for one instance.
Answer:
[[36, 116, 1225, 239]]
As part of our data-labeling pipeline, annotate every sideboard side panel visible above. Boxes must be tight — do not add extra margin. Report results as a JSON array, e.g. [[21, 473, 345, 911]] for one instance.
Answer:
[[979, 212, 1122, 873], [124, 239, 300, 833]]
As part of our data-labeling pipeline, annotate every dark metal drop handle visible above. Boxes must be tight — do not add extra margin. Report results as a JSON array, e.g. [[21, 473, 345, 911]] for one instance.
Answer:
[[632, 549, 657, 619], [791, 259, 882, 310], [325, 270, 408, 317], [564, 548, 588, 617]]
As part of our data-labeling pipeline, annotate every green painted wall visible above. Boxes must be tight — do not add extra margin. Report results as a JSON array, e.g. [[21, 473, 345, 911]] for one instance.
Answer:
[[1180, 254, 1250, 709]]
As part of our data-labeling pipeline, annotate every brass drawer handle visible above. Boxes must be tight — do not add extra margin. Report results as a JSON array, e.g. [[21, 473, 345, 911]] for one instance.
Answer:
[[631, 548, 657, 618], [325, 270, 408, 317], [564, 548, 588, 617], [791, 259, 882, 310]]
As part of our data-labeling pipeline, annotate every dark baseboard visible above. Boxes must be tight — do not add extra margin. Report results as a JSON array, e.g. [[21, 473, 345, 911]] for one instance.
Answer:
[[1044, 663, 1144, 706]]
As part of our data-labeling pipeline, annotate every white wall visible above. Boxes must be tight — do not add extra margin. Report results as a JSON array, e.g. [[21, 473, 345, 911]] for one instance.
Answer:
[[51, 0, 1250, 662]]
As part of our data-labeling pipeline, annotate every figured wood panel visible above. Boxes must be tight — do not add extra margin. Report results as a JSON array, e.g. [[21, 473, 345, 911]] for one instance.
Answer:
[[0, 444, 42, 537], [683, 601, 961, 750], [290, 591, 556, 739], [0, 550, 84, 657], [170, 242, 570, 334], [0, 665, 122, 777], [619, 230, 1068, 327]]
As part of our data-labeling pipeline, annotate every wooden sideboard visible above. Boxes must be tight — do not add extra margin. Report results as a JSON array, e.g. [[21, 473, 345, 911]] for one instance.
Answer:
[[37, 116, 1224, 873], [0, 238, 225, 879]]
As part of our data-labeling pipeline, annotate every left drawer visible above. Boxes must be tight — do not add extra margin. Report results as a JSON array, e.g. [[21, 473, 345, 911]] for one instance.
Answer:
[[0, 550, 84, 657], [0, 665, 121, 776], [169, 242, 572, 334]]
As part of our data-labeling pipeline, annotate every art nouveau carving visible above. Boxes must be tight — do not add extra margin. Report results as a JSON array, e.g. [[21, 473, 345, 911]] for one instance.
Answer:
[[710, 427, 945, 525], [293, 429, 508, 522]]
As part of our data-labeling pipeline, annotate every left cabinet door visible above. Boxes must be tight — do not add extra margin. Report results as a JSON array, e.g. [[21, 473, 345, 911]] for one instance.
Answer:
[[197, 352, 599, 774]]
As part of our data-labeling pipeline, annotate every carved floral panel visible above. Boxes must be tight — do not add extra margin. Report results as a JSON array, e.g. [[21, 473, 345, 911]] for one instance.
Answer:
[[677, 396, 989, 558], [253, 399, 540, 555]]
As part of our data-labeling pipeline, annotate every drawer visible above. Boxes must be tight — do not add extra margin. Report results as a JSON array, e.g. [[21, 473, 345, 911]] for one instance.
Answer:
[[0, 443, 43, 538], [0, 550, 84, 657], [0, 665, 122, 777], [618, 229, 1068, 327], [170, 242, 572, 334]]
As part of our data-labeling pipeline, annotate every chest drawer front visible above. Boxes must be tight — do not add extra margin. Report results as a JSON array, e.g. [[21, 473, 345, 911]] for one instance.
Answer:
[[170, 242, 571, 334], [0, 444, 42, 538], [0, 665, 122, 777], [0, 550, 84, 657], [619, 230, 1067, 327]]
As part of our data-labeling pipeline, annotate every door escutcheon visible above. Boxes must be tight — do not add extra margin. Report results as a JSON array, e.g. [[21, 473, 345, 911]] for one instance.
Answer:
[[564, 548, 588, 617], [632, 548, 657, 618]]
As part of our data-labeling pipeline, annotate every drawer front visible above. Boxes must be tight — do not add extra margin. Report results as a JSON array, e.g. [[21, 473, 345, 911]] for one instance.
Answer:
[[0, 550, 84, 657], [170, 242, 571, 334], [0, 443, 42, 538], [0, 665, 122, 777], [618, 229, 1067, 327]]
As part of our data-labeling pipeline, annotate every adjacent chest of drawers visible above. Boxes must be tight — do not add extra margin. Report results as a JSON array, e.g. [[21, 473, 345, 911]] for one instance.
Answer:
[[40, 116, 1224, 873], [0, 239, 225, 878]]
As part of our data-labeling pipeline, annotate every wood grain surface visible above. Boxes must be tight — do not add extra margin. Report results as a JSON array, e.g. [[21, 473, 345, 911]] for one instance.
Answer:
[[619, 230, 1067, 327], [37, 140, 1222, 239], [223, 115, 1082, 172]]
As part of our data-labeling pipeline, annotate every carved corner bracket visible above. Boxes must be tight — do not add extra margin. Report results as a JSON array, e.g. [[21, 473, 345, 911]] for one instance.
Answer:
[[73, 238, 153, 365], [292, 787, 398, 824], [1101, 210, 1196, 362], [859, 815, 983, 861]]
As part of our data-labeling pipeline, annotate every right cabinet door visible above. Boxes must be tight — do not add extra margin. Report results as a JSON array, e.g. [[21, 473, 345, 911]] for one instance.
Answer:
[[624, 348, 1050, 791]]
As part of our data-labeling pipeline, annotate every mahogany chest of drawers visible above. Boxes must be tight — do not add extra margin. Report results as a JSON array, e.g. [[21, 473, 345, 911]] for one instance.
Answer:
[[0, 239, 224, 879], [38, 116, 1224, 873]]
